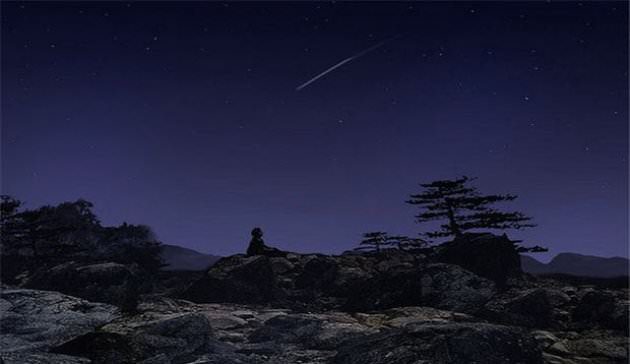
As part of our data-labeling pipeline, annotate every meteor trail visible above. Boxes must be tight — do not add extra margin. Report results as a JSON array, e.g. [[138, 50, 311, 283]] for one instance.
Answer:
[[296, 37, 397, 91]]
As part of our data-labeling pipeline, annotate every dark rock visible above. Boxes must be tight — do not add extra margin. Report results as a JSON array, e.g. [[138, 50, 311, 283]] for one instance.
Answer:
[[572, 289, 629, 333], [248, 313, 375, 350], [52, 312, 213, 363], [183, 251, 494, 314], [565, 336, 629, 362], [482, 288, 571, 329], [437, 233, 523, 287], [0, 352, 91, 364], [4, 287, 627, 364], [23, 262, 146, 310], [0, 288, 119, 353], [50, 332, 135, 363], [182, 255, 282, 304], [344, 263, 495, 314], [333, 322, 544, 364], [295, 256, 339, 291]]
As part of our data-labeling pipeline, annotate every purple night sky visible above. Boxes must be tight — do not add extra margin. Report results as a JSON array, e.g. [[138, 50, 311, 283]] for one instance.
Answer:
[[2, 2, 627, 260]]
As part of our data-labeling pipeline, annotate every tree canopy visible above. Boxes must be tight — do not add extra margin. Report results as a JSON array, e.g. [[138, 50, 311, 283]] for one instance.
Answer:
[[356, 232, 428, 253], [0, 196, 163, 273], [406, 176, 535, 239]]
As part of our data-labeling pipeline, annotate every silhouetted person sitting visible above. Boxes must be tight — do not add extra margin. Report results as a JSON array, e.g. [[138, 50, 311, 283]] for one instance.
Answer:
[[246, 227, 286, 257]]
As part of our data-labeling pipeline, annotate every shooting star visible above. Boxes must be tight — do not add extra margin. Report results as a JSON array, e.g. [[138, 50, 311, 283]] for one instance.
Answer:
[[296, 36, 399, 91]]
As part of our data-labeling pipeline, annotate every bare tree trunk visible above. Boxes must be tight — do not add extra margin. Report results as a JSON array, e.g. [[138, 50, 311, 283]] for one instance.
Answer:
[[445, 201, 462, 237]]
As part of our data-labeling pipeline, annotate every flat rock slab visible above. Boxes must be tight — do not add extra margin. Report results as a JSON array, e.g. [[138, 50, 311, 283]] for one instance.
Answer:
[[0, 288, 119, 353]]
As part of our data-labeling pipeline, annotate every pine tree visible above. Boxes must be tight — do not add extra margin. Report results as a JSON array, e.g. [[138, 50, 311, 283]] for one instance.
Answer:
[[357, 231, 389, 253], [406, 176, 535, 239], [385, 235, 429, 250]]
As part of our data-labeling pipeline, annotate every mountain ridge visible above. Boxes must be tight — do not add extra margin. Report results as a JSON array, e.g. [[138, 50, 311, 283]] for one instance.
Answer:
[[521, 252, 629, 277], [160, 244, 221, 271]]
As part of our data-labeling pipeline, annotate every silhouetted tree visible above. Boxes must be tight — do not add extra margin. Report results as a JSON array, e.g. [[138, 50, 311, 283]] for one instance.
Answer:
[[357, 232, 389, 253], [1, 197, 163, 274], [1, 195, 21, 220], [386, 235, 429, 250], [516, 245, 548, 253], [1, 198, 99, 259], [100, 223, 164, 273], [1, 195, 23, 246], [406, 176, 535, 239]]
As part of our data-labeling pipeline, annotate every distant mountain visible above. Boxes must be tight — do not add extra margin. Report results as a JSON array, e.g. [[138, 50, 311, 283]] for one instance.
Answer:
[[160, 244, 221, 271], [521, 253, 629, 278]]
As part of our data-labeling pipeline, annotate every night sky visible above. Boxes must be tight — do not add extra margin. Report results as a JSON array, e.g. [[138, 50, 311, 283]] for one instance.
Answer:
[[2, 2, 628, 260]]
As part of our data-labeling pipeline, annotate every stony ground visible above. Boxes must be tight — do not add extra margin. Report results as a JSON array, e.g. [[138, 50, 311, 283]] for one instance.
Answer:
[[1, 286, 627, 364], [2, 236, 628, 364]]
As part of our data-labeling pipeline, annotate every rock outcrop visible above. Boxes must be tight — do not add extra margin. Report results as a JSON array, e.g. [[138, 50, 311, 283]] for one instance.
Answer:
[[333, 322, 543, 364], [1, 243, 627, 364], [436, 233, 523, 287], [2, 281, 628, 364], [182, 251, 496, 314], [0, 288, 119, 361], [22, 261, 147, 310], [482, 288, 572, 329], [52, 311, 213, 363]]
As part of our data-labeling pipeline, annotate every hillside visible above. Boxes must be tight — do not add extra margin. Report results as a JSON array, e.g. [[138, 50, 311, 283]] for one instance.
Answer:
[[521, 253, 629, 278], [160, 244, 221, 271]]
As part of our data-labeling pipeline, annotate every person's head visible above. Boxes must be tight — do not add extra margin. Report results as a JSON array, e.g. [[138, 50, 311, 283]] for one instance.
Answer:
[[251, 227, 263, 238]]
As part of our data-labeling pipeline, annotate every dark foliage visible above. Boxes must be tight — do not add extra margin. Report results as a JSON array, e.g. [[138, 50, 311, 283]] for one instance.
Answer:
[[356, 232, 428, 253], [356, 232, 389, 253], [0, 196, 164, 282], [406, 176, 535, 239], [516, 245, 549, 253]]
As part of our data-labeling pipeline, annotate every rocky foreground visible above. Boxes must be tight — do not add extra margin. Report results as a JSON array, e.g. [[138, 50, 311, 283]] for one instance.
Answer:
[[1, 286, 627, 364], [1, 239, 628, 364]]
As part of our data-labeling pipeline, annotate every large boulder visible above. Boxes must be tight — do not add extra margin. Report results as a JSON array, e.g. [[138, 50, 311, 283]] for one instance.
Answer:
[[1, 352, 91, 364], [333, 322, 544, 364], [482, 288, 571, 329], [182, 251, 495, 314], [52, 312, 214, 363], [437, 233, 523, 287], [182, 255, 282, 304], [343, 263, 495, 314], [23, 262, 146, 310], [572, 289, 629, 333], [248, 312, 378, 350], [0, 288, 119, 354]]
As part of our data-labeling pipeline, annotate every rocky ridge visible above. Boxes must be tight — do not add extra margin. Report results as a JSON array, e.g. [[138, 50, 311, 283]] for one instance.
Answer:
[[1, 234, 628, 364]]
